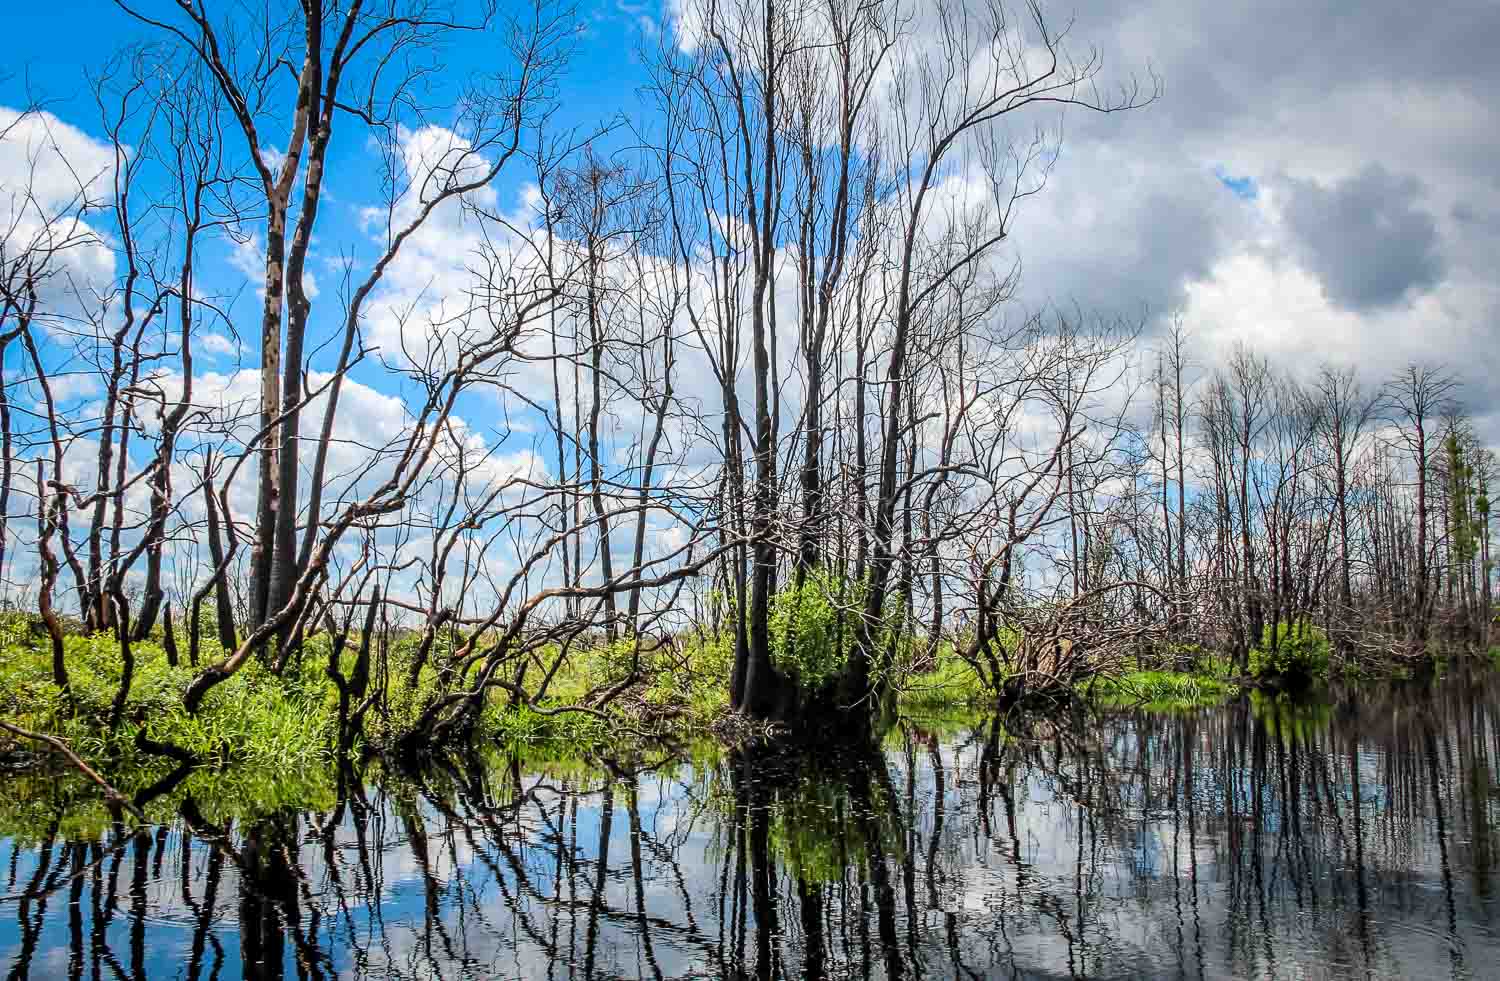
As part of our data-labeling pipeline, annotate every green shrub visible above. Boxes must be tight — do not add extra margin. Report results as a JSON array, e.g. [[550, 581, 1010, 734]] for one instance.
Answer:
[[768, 570, 852, 690], [1248, 622, 1330, 684], [645, 630, 732, 719]]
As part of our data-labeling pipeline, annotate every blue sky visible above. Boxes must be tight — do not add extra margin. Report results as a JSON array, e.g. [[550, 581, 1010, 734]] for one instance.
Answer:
[[0, 0, 675, 426], [12, 0, 1492, 416], [0, 2, 718, 619], [1, 1, 660, 115], [0, 0, 664, 271], [4, 0, 1500, 608]]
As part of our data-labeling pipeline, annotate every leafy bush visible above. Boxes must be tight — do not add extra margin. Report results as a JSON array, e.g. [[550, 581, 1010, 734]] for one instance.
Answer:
[[768, 570, 852, 690], [1248, 622, 1330, 685], [644, 630, 732, 718]]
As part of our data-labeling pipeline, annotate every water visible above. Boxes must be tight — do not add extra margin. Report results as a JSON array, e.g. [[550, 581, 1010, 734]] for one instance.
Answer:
[[5, 677, 1500, 979]]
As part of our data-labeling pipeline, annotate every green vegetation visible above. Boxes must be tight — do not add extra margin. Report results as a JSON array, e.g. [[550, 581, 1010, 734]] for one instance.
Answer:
[[0, 610, 744, 841], [1248, 622, 1331, 686], [10, 591, 1499, 838], [896, 652, 994, 712], [0, 612, 734, 783], [1082, 670, 1238, 710], [1161, 643, 1236, 680], [0, 624, 332, 770], [769, 570, 853, 690]]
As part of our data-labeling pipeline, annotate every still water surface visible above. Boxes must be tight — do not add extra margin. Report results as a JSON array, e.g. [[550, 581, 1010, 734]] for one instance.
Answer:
[[5, 678, 1500, 979]]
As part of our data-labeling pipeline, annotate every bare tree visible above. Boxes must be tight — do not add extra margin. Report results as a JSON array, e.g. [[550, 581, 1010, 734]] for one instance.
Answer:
[[1383, 365, 1460, 653]]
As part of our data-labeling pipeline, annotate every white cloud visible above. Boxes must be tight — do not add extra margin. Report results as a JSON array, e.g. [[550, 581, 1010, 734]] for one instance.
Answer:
[[0, 105, 118, 317], [200, 332, 237, 357]]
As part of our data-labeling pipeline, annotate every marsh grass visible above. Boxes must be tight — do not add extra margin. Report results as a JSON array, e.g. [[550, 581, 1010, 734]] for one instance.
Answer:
[[1083, 670, 1239, 710], [0, 628, 334, 769], [895, 650, 994, 712], [0, 614, 735, 788]]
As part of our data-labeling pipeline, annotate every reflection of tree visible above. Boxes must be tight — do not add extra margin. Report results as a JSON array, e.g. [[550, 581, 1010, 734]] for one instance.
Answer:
[[714, 741, 910, 981], [181, 824, 227, 981], [5, 821, 56, 981], [379, 748, 729, 979], [6, 677, 1500, 978], [181, 798, 337, 980]]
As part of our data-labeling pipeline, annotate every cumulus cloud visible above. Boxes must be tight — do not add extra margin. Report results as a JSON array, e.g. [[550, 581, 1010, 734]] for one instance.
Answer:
[[8, 0, 1500, 606], [0, 106, 118, 317], [968, 0, 1500, 427], [1277, 165, 1443, 312], [643, 0, 1500, 436], [200, 332, 238, 357]]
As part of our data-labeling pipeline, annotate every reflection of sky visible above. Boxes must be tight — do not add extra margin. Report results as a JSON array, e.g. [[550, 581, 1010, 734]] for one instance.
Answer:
[[6, 697, 1500, 979]]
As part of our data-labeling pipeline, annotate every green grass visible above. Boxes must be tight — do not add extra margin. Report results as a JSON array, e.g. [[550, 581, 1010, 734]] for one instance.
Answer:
[[0, 614, 736, 781], [0, 617, 739, 839], [1, 628, 336, 770], [895, 655, 993, 712], [1198, 653, 1237, 680], [1082, 670, 1238, 710], [894, 657, 990, 711]]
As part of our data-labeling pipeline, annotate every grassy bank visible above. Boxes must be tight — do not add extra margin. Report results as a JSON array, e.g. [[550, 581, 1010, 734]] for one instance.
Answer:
[[7, 605, 1488, 828], [0, 614, 736, 842], [1080, 670, 1239, 710], [0, 625, 334, 770], [894, 645, 1246, 714], [0, 615, 734, 778], [895, 655, 994, 712]]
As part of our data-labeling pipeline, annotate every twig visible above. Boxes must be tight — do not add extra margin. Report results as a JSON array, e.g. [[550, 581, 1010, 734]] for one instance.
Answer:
[[0, 720, 146, 822]]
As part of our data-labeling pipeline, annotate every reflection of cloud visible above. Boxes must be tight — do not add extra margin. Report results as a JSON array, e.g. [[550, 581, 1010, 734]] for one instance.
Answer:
[[9, 706, 1488, 981]]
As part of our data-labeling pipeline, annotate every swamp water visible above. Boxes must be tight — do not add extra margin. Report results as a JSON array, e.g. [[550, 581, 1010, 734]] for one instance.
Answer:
[[5, 677, 1500, 979]]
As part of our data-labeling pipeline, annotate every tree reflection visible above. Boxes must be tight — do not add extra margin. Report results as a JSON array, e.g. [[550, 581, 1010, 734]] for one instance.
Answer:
[[5, 676, 1500, 978]]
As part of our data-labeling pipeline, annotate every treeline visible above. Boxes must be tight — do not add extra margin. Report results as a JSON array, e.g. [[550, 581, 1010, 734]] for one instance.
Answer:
[[0, 0, 1485, 763], [1098, 331, 1489, 674], [1151, 338, 1489, 667]]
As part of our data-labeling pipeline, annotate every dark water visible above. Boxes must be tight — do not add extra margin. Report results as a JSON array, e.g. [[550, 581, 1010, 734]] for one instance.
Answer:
[[6, 678, 1500, 979]]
